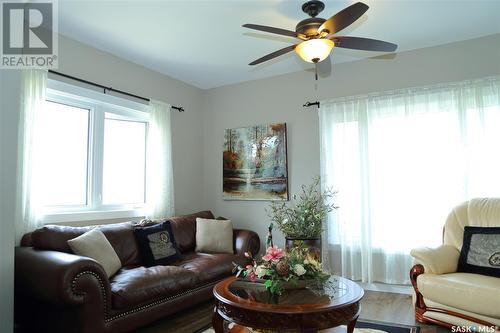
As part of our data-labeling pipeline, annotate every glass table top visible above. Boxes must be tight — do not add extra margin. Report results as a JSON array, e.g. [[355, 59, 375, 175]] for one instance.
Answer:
[[228, 276, 348, 306]]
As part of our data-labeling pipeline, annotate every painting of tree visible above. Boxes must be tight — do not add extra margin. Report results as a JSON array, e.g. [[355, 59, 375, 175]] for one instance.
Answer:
[[223, 123, 288, 200]]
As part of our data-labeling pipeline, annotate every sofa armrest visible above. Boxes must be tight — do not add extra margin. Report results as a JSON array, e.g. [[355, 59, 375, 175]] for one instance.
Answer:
[[410, 244, 460, 275], [15, 247, 111, 306], [233, 229, 260, 256]]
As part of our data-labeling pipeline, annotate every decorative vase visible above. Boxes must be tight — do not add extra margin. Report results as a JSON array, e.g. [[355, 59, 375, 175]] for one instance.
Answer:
[[285, 237, 322, 261]]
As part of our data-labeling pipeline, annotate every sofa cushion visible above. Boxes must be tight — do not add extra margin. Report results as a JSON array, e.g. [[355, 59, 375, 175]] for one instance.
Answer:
[[422, 298, 500, 326], [444, 198, 500, 250], [177, 252, 246, 284], [67, 228, 122, 278], [417, 272, 500, 318], [457, 226, 500, 278], [110, 265, 198, 309], [134, 221, 181, 266], [195, 218, 234, 254], [169, 211, 214, 253], [31, 222, 142, 267]]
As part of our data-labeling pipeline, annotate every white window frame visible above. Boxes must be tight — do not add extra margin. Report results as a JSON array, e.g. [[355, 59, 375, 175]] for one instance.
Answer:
[[42, 79, 150, 223]]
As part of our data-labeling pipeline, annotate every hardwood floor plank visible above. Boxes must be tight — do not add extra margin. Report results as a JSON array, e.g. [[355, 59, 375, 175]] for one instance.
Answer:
[[135, 291, 450, 333]]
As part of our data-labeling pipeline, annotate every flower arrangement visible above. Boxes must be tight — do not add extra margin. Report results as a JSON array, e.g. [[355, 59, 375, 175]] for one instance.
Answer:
[[267, 177, 337, 239], [234, 244, 329, 295]]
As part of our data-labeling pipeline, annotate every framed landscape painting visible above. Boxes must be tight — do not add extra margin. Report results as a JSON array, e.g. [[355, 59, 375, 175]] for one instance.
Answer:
[[223, 123, 288, 201]]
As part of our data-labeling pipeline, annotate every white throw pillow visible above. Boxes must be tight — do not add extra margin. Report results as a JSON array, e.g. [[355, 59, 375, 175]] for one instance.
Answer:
[[195, 218, 234, 254], [67, 228, 122, 277]]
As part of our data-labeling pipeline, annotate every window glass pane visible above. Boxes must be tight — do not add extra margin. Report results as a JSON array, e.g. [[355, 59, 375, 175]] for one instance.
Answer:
[[103, 115, 147, 205], [38, 101, 89, 206], [368, 111, 461, 252]]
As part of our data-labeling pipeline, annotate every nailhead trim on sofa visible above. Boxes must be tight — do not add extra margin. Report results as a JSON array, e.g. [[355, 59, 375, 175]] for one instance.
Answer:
[[71, 271, 109, 317], [71, 270, 218, 323]]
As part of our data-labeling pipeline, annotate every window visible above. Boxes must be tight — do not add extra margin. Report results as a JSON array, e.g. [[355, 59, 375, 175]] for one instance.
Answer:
[[37, 80, 150, 222], [103, 115, 147, 205], [37, 101, 90, 207], [320, 77, 500, 284]]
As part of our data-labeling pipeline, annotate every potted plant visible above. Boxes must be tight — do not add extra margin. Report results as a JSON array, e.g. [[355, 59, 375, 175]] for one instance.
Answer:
[[233, 245, 329, 296], [267, 177, 337, 259]]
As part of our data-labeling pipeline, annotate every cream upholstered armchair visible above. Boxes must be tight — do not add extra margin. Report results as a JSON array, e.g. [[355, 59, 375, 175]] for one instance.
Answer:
[[410, 198, 500, 330]]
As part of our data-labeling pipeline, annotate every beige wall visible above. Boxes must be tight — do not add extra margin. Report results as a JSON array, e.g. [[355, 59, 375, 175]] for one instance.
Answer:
[[58, 35, 206, 217], [201, 34, 500, 250], [0, 35, 207, 330], [1, 32, 499, 331], [0, 70, 22, 333]]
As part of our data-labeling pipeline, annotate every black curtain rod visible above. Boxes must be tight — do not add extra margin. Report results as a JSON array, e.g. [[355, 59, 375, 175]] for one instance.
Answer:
[[303, 101, 320, 108], [48, 70, 185, 112]]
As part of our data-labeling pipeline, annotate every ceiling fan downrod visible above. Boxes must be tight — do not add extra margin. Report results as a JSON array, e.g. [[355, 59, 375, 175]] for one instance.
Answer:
[[302, 0, 325, 17]]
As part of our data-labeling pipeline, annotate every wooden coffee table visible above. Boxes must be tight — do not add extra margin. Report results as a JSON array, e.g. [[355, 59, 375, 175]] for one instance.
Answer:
[[213, 276, 364, 333]]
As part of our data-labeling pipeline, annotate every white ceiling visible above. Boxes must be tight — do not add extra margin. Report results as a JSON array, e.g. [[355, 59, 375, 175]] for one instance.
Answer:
[[58, 1, 500, 89]]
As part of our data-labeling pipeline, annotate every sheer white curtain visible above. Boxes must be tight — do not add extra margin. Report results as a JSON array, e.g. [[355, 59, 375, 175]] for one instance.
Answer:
[[15, 70, 47, 243], [146, 100, 175, 219], [320, 77, 500, 284]]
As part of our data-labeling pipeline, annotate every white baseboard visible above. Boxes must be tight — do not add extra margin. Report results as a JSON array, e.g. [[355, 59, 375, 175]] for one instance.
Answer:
[[358, 282, 413, 295]]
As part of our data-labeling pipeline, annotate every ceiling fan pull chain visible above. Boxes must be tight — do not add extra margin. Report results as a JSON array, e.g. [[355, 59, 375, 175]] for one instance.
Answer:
[[315, 62, 318, 81]]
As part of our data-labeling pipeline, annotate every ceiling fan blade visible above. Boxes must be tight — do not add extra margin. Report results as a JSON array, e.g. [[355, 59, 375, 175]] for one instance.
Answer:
[[243, 24, 297, 38], [318, 2, 369, 35], [331, 36, 397, 52], [249, 44, 297, 65]]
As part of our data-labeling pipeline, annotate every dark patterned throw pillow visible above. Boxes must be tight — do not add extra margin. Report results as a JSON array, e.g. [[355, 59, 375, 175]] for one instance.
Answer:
[[134, 220, 181, 266], [457, 226, 500, 278]]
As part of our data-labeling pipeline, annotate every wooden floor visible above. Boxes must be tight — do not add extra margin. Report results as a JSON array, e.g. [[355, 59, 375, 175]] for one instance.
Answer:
[[135, 291, 449, 333]]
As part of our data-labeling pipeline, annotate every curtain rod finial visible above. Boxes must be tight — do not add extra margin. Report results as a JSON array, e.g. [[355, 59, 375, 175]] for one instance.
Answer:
[[303, 101, 320, 109], [171, 106, 185, 112]]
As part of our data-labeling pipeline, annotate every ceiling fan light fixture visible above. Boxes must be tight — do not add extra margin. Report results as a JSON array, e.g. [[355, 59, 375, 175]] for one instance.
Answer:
[[295, 38, 334, 63], [243, 2, 397, 67]]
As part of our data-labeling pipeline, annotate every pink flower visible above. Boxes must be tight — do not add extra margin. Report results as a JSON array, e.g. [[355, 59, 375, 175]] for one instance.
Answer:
[[262, 246, 285, 262], [246, 265, 254, 270], [248, 271, 257, 281]]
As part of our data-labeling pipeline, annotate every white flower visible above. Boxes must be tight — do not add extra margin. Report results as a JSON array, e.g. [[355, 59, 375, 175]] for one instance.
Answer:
[[255, 265, 268, 278], [294, 264, 306, 276], [282, 218, 288, 224]]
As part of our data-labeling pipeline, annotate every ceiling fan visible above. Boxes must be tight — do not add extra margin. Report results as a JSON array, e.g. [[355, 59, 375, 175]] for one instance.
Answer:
[[243, 1, 397, 67]]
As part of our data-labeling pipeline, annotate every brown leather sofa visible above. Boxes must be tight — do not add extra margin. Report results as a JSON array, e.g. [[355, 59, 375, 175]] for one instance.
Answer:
[[15, 210, 260, 333]]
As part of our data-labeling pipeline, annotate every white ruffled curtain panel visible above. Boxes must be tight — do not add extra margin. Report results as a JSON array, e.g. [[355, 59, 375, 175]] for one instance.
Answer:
[[146, 100, 175, 219], [15, 70, 47, 243], [319, 77, 500, 284]]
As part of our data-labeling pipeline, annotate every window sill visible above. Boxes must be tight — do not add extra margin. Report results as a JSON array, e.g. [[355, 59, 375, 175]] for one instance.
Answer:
[[42, 209, 146, 224]]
